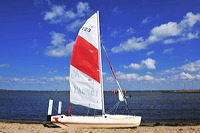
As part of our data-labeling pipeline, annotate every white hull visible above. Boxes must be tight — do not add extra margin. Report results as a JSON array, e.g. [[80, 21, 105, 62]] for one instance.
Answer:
[[51, 114, 141, 128]]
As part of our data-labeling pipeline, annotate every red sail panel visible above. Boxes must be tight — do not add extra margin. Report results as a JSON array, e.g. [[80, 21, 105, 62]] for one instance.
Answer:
[[70, 35, 100, 83]]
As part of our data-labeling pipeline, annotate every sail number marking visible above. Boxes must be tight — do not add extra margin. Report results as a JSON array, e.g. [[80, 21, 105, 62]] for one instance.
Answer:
[[82, 27, 91, 32]]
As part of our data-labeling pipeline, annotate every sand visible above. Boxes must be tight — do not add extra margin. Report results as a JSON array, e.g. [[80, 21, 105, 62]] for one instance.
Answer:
[[0, 121, 200, 133]]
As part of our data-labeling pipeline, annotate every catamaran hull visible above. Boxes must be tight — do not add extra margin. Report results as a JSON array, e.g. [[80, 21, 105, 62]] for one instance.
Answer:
[[51, 114, 141, 128]]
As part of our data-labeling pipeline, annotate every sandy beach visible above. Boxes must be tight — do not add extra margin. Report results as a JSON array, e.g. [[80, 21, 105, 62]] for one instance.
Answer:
[[0, 121, 200, 133]]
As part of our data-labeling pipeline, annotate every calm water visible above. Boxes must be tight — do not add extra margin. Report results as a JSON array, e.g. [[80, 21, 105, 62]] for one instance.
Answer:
[[0, 91, 199, 123]]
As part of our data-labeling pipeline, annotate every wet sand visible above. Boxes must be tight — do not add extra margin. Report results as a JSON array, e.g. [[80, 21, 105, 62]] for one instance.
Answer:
[[0, 121, 200, 133]]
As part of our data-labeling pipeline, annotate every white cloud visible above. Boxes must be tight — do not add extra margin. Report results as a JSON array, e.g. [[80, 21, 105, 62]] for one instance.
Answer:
[[105, 59, 200, 90], [179, 60, 200, 72], [44, 5, 66, 24], [112, 12, 200, 53], [0, 76, 69, 84], [196, 74, 200, 79], [0, 64, 10, 68], [48, 69, 58, 75], [151, 22, 181, 38], [76, 1, 90, 15], [126, 27, 135, 35], [146, 51, 155, 56], [187, 32, 199, 39], [138, 75, 154, 80], [163, 39, 176, 44], [179, 12, 200, 28], [123, 58, 156, 70], [180, 32, 199, 41], [43, 2, 91, 30], [146, 22, 182, 44], [45, 41, 73, 57], [123, 63, 142, 70], [163, 48, 174, 54], [148, 12, 200, 45], [142, 17, 151, 24], [141, 58, 156, 69], [159, 60, 200, 82], [66, 19, 85, 32], [116, 71, 154, 81], [161, 67, 178, 75], [170, 72, 199, 80], [110, 30, 120, 38], [163, 32, 199, 44], [161, 60, 200, 76], [50, 32, 66, 46], [0, 77, 43, 84], [45, 32, 74, 57], [111, 37, 146, 53], [179, 72, 195, 80], [45, 45, 66, 57], [41, 76, 69, 82], [111, 27, 134, 38]]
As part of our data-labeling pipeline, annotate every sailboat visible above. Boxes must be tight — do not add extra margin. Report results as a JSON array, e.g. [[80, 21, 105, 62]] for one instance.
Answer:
[[47, 11, 141, 128]]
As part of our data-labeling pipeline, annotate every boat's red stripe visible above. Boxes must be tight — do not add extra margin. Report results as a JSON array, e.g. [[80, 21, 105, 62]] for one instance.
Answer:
[[70, 35, 100, 83], [53, 117, 69, 127]]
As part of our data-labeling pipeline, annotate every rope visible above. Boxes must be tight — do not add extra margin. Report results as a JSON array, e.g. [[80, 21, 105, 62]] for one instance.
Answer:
[[106, 101, 120, 114]]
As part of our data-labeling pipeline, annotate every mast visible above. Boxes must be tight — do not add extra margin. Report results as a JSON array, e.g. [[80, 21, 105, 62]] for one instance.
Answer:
[[97, 11, 105, 115]]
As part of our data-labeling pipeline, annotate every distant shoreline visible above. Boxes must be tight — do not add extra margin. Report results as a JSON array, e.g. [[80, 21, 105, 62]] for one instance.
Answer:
[[1, 89, 200, 93], [163, 90, 200, 93]]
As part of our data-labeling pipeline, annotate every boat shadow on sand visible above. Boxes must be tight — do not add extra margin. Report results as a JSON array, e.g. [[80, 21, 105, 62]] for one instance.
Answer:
[[43, 123, 61, 128]]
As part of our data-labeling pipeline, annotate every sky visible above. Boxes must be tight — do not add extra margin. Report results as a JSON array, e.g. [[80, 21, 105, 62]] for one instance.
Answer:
[[0, 0, 200, 91]]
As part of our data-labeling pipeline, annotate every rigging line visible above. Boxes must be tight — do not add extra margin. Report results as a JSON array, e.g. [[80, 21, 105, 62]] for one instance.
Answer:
[[87, 108, 90, 116], [114, 101, 120, 114], [123, 104, 132, 115], [106, 101, 120, 114], [94, 109, 96, 116], [102, 45, 117, 80], [102, 45, 128, 105], [53, 105, 58, 112]]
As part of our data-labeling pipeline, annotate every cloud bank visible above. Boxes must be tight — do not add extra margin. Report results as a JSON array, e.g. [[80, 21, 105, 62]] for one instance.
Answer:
[[111, 12, 200, 53]]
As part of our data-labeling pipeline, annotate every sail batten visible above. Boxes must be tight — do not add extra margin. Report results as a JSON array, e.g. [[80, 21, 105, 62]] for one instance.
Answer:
[[70, 12, 103, 110]]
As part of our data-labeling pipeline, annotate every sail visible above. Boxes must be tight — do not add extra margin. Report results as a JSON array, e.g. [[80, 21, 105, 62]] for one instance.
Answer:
[[116, 81, 125, 101], [70, 13, 103, 110]]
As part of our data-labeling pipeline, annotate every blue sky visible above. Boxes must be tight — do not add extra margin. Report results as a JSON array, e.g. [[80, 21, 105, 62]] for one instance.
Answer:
[[1, 0, 200, 91]]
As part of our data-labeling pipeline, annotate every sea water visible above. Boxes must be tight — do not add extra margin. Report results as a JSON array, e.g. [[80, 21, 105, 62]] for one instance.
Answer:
[[0, 91, 199, 123]]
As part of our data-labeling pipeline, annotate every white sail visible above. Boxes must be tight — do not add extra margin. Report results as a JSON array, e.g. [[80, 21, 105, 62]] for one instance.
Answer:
[[117, 82, 125, 101], [70, 13, 103, 110]]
